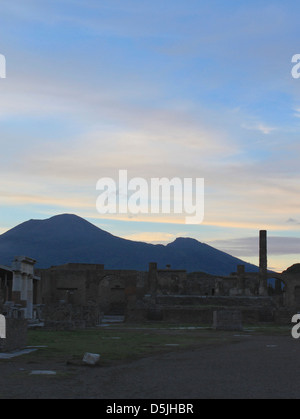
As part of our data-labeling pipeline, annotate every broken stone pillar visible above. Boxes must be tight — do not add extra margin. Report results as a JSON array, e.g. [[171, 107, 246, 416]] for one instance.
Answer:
[[237, 265, 245, 276], [147, 262, 161, 318], [148, 262, 158, 296], [259, 230, 268, 296], [236, 265, 245, 295]]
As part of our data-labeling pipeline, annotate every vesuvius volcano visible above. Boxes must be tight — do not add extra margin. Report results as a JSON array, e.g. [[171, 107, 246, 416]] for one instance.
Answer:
[[0, 214, 259, 275]]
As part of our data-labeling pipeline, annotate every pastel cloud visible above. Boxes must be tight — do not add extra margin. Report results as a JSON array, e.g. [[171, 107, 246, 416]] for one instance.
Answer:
[[122, 231, 177, 244], [242, 123, 277, 135], [0, 0, 300, 274], [208, 236, 300, 264]]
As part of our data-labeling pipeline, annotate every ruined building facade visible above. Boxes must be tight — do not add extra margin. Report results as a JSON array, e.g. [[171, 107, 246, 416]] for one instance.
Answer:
[[1, 230, 300, 327], [0, 256, 41, 320]]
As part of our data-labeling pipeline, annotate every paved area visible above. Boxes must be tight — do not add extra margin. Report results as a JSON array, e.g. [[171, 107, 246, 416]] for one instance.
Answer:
[[0, 334, 299, 399]]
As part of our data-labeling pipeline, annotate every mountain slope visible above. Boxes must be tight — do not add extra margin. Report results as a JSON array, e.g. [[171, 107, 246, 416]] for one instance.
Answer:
[[0, 214, 259, 275]]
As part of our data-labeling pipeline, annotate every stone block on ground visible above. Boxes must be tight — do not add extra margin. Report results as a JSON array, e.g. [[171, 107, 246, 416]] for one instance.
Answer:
[[82, 352, 100, 365]]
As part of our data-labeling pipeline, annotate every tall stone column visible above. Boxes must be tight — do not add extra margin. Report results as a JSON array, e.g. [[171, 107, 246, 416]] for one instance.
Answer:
[[259, 230, 268, 296], [11, 256, 37, 319], [12, 272, 22, 305], [26, 276, 33, 319]]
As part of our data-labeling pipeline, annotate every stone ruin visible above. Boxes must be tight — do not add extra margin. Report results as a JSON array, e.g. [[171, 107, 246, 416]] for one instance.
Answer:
[[0, 317, 27, 353], [213, 310, 243, 331], [1, 230, 300, 335], [1, 256, 41, 320], [126, 230, 300, 326], [30, 230, 300, 328], [0, 258, 32, 352]]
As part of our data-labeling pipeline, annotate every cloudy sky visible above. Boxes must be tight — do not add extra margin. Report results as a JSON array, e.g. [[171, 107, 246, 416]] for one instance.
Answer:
[[1, 0, 300, 272]]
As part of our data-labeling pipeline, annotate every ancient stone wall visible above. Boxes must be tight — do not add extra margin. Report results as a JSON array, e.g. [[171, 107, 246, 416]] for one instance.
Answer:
[[156, 270, 187, 295], [213, 310, 243, 331], [127, 294, 278, 324], [0, 318, 27, 352], [43, 303, 102, 330]]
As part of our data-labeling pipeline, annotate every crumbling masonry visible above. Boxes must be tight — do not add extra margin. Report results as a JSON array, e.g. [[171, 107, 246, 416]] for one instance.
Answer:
[[1, 230, 300, 330]]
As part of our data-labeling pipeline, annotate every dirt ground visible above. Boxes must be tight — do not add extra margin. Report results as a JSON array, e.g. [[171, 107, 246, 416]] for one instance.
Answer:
[[0, 333, 299, 399]]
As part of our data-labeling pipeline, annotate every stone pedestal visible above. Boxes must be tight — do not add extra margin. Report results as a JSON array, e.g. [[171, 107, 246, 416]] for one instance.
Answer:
[[213, 310, 243, 331], [0, 318, 27, 352]]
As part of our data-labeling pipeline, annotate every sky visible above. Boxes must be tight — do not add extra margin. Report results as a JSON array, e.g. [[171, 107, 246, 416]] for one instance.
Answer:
[[1, 0, 300, 272]]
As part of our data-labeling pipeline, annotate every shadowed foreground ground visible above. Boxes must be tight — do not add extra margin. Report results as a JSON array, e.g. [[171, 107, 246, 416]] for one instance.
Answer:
[[0, 333, 299, 399]]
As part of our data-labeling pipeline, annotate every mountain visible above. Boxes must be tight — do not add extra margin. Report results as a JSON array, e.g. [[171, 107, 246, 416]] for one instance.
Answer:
[[0, 214, 259, 275]]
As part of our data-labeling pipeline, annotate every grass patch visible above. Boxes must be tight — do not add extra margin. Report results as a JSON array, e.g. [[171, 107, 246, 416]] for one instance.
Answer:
[[26, 326, 233, 364], [24, 323, 292, 365]]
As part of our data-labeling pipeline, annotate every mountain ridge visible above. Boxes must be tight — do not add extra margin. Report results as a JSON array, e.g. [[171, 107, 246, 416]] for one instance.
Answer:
[[0, 214, 259, 275]]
